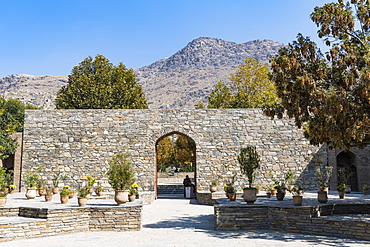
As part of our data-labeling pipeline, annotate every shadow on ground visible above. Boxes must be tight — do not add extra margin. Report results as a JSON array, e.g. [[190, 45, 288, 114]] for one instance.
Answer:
[[144, 199, 369, 247]]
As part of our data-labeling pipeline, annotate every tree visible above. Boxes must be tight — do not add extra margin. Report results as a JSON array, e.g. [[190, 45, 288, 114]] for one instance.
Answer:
[[55, 54, 148, 109], [207, 57, 279, 109], [0, 97, 17, 160], [266, 0, 370, 149], [156, 136, 175, 172], [0, 96, 40, 160]]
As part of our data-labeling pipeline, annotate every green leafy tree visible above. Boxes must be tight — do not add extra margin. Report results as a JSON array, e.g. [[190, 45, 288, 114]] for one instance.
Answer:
[[266, 0, 370, 149], [207, 57, 279, 109], [0, 96, 40, 160], [56, 54, 148, 109], [174, 135, 195, 171], [208, 81, 233, 108], [156, 136, 175, 172]]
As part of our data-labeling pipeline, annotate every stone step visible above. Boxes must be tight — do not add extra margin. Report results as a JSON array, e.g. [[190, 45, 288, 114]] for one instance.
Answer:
[[158, 184, 184, 194]]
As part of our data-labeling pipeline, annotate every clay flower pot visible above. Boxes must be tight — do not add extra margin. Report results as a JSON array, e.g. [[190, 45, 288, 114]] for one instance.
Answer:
[[243, 188, 257, 204], [78, 197, 88, 207], [114, 190, 129, 205]]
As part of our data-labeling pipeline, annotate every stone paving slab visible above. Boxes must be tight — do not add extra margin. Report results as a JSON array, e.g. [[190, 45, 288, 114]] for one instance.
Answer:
[[2, 194, 370, 247]]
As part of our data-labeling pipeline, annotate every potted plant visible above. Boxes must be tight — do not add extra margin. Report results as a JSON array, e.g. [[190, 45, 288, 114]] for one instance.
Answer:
[[60, 186, 70, 204], [223, 174, 237, 201], [0, 168, 9, 206], [51, 172, 61, 194], [24, 169, 39, 199], [45, 186, 53, 202], [313, 154, 332, 192], [86, 175, 96, 194], [37, 178, 46, 196], [77, 186, 90, 206], [8, 184, 16, 193], [95, 182, 104, 196], [238, 146, 260, 205], [274, 183, 287, 201], [107, 151, 136, 205], [337, 183, 347, 199], [285, 170, 296, 191], [268, 185, 277, 196], [363, 184, 370, 195], [210, 181, 218, 193], [289, 185, 303, 206], [129, 183, 139, 202]]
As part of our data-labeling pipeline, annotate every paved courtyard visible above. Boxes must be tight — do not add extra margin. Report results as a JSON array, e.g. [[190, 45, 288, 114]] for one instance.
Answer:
[[1, 192, 370, 247]]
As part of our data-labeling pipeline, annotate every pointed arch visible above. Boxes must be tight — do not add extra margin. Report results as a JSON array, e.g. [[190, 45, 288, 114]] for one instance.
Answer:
[[336, 150, 358, 191]]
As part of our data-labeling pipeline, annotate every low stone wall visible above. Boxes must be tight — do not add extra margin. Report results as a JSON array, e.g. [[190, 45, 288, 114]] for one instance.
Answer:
[[214, 203, 370, 241], [0, 204, 142, 242]]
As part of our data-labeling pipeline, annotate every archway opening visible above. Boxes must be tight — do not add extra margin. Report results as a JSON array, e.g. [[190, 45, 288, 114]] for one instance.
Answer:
[[337, 151, 358, 191], [155, 132, 196, 199]]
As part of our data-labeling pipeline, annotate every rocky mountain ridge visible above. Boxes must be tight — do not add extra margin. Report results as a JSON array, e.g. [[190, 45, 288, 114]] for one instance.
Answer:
[[0, 37, 284, 109]]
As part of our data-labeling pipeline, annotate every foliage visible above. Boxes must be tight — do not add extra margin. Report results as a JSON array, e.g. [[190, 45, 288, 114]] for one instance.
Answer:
[[86, 175, 96, 187], [77, 186, 90, 198], [156, 134, 195, 173], [337, 167, 353, 185], [238, 146, 260, 188], [129, 184, 139, 195], [266, 0, 370, 149], [210, 181, 218, 186], [52, 172, 63, 188], [207, 58, 280, 109], [289, 185, 304, 196], [285, 170, 296, 185], [223, 174, 237, 193], [269, 171, 287, 193], [60, 188, 71, 196], [55, 54, 148, 109], [314, 166, 333, 188], [95, 182, 104, 192], [107, 151, 136, 190], [24, 170, 39, 188], [0, 168, 12, 192], [45, 186, 53, 194], [363, 184, 370, 191], [337, 183, 347, 191]]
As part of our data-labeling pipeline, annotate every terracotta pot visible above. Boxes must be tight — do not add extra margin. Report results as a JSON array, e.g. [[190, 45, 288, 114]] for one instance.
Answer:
[[114, 190, 129, 205], [38, 188, 46, 196], [78, 197, 88, 207], [128, 194, 136, 202], [26, 188, 37, 199], [60, 195, 69, 204], [227, 193, 236, 201], [276, 192, 285, 201], [319, 187, 329, 192], [288, 185, 294, 191], [317, 191, 328, 203], [209, 185, 217, 193], [243, 188, 257, 204], [0, 197, 7, 207], [52, 187, 59, 194], [270, 189, 277, 196], [266, 192, 272, 198], [45, 194, 53, 202], [338, 190, 345, 199], [69, 191, 75, 199], [95, 190, 103, 196], [292, 195, 302, 206], [364, 190, 369, 196]]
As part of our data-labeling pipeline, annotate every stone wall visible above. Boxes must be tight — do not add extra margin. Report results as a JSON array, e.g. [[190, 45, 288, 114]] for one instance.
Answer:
[[0, 205, 142, 242], [214, 203, 370, 240], [22, 109, 324, 199]]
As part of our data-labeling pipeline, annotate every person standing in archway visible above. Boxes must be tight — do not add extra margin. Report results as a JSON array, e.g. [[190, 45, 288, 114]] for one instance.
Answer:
[[183, 175, 193, 198]]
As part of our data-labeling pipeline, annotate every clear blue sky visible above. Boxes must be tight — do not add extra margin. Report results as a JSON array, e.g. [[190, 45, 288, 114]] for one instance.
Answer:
[[0, 0, 330, 78]]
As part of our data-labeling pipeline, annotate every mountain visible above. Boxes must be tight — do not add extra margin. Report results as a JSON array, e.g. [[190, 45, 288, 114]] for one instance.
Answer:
[[0, 37, 284, 109]]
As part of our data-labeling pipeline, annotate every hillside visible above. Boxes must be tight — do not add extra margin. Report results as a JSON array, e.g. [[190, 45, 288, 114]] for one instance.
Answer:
[[0, 37, 284, 109]]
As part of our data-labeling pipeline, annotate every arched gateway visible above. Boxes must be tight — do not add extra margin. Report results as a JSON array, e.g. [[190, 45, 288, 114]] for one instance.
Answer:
[[22, 108, 322, 204]]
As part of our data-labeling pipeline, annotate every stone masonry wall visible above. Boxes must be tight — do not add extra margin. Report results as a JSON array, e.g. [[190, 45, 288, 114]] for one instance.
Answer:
[[22, 109, 324, 198]]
